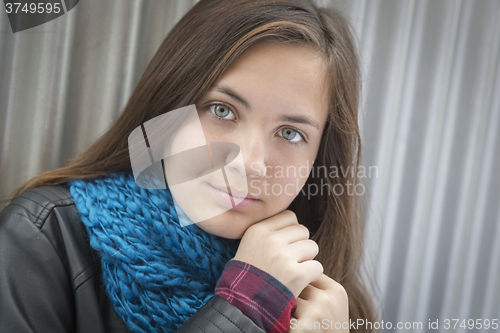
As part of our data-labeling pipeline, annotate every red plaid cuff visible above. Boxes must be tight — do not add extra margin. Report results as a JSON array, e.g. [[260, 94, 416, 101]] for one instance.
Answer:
[[215, 259, 297, 333]]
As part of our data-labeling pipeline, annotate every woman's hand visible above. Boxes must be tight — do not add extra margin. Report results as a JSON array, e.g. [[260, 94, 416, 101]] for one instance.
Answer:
[[289, 274, 349, 332], [232, 210, 323, 298]]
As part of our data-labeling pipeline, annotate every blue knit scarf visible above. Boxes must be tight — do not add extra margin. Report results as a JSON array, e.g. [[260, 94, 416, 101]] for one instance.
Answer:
[[68, 172, 239, 332]]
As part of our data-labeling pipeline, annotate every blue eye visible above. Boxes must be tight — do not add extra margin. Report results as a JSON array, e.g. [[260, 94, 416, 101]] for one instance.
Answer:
[[206, 103, 306, 145], [208, 103, 236, 121], [278, 127, 306, 145]]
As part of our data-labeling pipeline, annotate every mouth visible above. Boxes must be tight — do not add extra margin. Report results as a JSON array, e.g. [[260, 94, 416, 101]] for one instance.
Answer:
[[208, 183, 260, 209]]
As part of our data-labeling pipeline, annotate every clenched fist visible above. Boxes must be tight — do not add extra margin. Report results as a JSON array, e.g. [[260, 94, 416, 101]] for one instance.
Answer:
[[289, 274, 349, 332], [233, 209, 350, 332], [232, 210, 323, 298]]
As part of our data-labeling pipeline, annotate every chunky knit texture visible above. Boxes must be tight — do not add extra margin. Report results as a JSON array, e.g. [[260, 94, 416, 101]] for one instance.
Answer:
[[68, 172, 240, 333]]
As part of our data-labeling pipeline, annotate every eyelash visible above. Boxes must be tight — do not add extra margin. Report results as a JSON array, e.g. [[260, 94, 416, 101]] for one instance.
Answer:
[[206, 102, 308, 145]]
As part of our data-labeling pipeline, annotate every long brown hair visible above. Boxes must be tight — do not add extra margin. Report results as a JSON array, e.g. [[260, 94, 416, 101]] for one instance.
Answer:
[[3, 0, 377, 330]]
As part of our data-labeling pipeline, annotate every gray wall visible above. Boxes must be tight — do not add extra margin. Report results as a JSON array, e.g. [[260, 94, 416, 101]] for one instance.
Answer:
[[1, 1, 499, 332]]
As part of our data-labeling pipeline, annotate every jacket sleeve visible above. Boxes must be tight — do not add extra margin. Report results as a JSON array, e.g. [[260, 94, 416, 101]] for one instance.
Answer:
[[176, 295, 266, 333], [0, 203, 76, 333], [215, 260, 296, 333]]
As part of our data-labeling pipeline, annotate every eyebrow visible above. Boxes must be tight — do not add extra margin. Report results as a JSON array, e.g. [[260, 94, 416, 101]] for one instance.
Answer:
[[214, 85, 320, 130], [215, 86, 251, 110], [280, 115, 320, 130]]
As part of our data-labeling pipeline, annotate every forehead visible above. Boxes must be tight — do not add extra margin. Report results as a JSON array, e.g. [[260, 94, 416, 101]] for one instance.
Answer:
[[214, 40, 330, 128]]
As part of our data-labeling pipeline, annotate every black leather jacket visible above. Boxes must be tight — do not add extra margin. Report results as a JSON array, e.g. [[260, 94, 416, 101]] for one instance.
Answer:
[[0, 184, 265, 333]]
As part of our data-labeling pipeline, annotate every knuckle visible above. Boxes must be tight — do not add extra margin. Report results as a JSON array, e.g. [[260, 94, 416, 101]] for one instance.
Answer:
[[331, 281, 349, 301], [243, 226, 257, 239], [267, 232, 281, 245], [270, 247, 287, 262], [308, 239, 319, 255], [318, 290, 332, 304], [283, 209, 298, 221], [288, 262, 305, 280], [314, 260, 324, 275], [297, 224, 310, 238], [247, 221, 264, 235], [337, 283, 348, 298], [269, 251, 281, 264]]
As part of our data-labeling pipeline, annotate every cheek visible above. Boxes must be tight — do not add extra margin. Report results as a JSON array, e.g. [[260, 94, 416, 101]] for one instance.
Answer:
[[254, 176, 307, 219], [274, 173, 309, 197], [257, 164, 312, 208], [197, 111, 231, 143]]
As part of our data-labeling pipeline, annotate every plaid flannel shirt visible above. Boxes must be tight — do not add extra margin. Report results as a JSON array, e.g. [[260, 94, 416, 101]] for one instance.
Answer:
[[215, 259, 297, 333]]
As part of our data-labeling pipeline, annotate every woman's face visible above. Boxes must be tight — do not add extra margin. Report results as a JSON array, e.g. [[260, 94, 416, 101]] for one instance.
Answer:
[[167, 39, 330, 239]]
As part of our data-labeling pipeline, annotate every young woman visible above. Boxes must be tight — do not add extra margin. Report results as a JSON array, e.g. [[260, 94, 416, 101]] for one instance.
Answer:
[[0, 0, 377, 332]]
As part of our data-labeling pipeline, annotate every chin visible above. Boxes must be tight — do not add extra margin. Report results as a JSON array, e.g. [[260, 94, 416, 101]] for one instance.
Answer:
[[217, 230, 245, 240], [198, 225, 245, 240], [194, 215, 251, 240]]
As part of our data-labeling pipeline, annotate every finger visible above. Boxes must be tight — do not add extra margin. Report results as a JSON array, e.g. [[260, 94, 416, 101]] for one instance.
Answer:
[[309, 275, 349, 313], [288, 239, 319, 263], [297, 283, 321, 300], [309, 273, 334, 290], [276, 224, 310, 244], [297, 259, 323, 283], [309, 273, 340, 291], [293, 296, 309, 319], [259, 210, 298, 231]]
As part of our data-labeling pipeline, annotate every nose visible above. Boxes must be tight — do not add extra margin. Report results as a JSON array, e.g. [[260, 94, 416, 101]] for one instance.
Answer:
[[225, 137, 268, 180]]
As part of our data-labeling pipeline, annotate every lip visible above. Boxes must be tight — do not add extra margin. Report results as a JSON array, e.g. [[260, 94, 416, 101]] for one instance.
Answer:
[[208, 183, 260, 209], [209, 184, 257, 200]]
